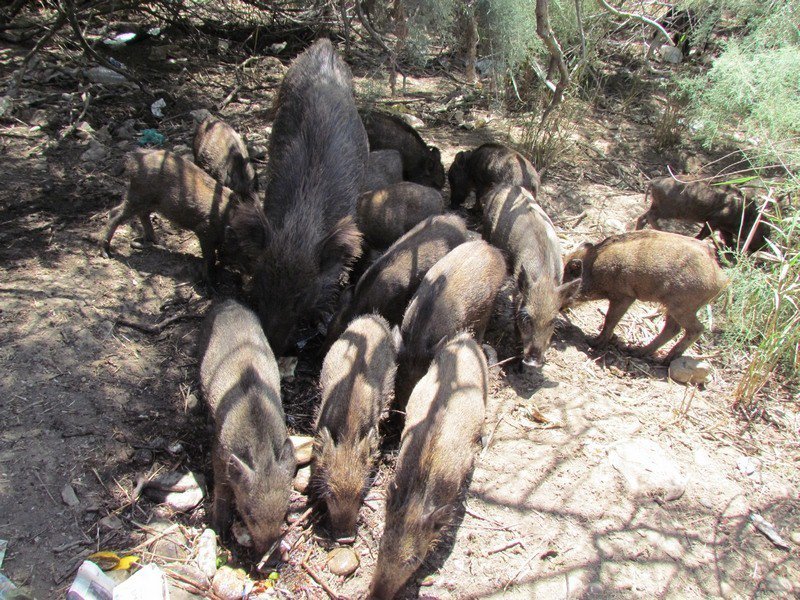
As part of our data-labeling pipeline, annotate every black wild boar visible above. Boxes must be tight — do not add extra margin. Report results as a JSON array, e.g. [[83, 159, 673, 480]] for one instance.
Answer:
[[193, 115, 259, 199], [361, 149, 403, 193], [325, 214, 469, 348], [635, 176, 768, 251], [100, 149, 241, 282], [368, 333, 487, 600], [198, 299, 295, 555], [448, 142, 540, 209], [357, 182, 444, 248], [229, 39, 367, 355], [396, 239, 505, 405], [312, 314, 398, 541], [482, 185, 580, 368], [562, 230, 729, 362], [360, 109, 445, 189]]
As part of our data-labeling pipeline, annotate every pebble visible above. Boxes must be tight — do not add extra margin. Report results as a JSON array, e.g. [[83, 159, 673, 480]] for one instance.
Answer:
[[190, 109, 212, 123], [212, 566, 252, 600], [291, 435, 314, 466], [669, 356, 711, 385], [61, 483, 80, 508], [98, 514, 123, 531], [141, 471, 205, 512], [736, 456, 760, 477], [400, 113, 425, 129], [327, 547, 359, 577], [195, 529, 218, 580], [293, 466, 311, 494], [80, 140, 109, 163], [791, 531, 800, 545]]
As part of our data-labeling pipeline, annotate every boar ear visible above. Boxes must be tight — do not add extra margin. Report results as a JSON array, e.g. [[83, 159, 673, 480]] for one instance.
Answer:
[[279, 437, 297, 473], [564, 258, 583, 281], [424, 505, 452, 531], [516, 266, 532, 295], [557, 278, 582, 308], [228, 454, 255, 490], [427, 147, 441, 168], [227, 203, 270, 262], [320, 216, 363, 273]]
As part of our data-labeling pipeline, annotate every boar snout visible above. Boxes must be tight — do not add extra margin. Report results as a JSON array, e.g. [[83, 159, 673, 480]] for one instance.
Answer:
[[522, 354, 544, 369]]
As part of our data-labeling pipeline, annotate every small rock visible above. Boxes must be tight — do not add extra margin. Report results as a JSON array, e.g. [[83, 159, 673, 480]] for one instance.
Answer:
[[75, 121, 95, 140], [195, 529, 218, 580], [185, 393, 200, 410], [140, 471, 205, 512], [133, 448, 153, 465], [791, 530, 800, 545], [98, 514, 123, 531], [81, 140, 109, 163], [190, 109, 213, 123], [167, 442, 184, 455], [291, 435, 314, 466], [400, 113, 425, 129], [151, 98, 167, 118], [669, 356, 711, 385], [481, 344, 498, 365], [605, 218, 626, 233], [293, 465, 311, 494], [61, 483, 80, 508], [327, 547, 359, 577], [212, 566, 252, 600], [115, 119, 138, 140], [659, 45, 683, 64], [85, 66, 127, 85], [248, 144, 268, 160], [609, 438, 687, 501], [736, 456, 760, 476], [169, 563, 211, 592]]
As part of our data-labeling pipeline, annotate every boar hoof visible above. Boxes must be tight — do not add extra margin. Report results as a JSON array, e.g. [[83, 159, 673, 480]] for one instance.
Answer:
[[588, 336, 609, 349]]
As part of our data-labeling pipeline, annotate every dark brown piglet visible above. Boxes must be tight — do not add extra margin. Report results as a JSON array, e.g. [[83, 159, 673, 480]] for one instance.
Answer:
[[360, 109, 445, 189], [635, 176, 768, 251], [229, 39, 367, 355], [198, 299, 295, 555], [482, 185, 580, 368], [361, 149, 403, 193], [325, 214, 469, 348], [193, 115, 259, 199], [449, 142, 540, 209], [563, 230, 729, 362], [368, 333, 487, 600], [357, 182, 444, 248], [100, 149, 241, 282], [396, 239, 505, 405], [312, 314, 398, 541]]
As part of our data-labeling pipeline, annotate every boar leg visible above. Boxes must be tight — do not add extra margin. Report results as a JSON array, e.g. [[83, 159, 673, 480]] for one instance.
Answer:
[[636, 315, 681, 357], [197, 232, 218, 286], [211, 448, 234, 535], [100, 202, 136, 256], [592, 297, 634, 347], [138, 214, 158, 245], [634, 211, 650, 230], [696, 222, 713, 240], [662, 311, 704, 362]]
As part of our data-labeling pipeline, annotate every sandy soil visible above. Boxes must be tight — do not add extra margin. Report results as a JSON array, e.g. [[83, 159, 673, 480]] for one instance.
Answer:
[[0, 35, 797, 600]]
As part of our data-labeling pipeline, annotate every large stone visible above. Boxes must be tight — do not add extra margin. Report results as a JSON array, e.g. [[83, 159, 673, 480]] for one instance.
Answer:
[[212, 566, 252, 600], [327, 547, 359, 577], [194, 529, 218, 580], [609, 438, 687, 501], [669, 356, 711, 385], [293, 466, 311, 494], [291, 436, 314, 466]]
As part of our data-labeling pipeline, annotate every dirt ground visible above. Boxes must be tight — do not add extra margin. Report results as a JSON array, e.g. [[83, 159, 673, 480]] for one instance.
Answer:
[[0, 33, 798, 600]]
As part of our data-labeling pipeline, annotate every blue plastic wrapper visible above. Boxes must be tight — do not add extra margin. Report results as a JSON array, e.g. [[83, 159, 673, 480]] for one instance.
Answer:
[[137, 129, 165, 147]]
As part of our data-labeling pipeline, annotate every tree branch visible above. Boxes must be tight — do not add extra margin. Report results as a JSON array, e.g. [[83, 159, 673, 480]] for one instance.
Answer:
[[595, 0, 672, 45], [535, 0, 570, 124]]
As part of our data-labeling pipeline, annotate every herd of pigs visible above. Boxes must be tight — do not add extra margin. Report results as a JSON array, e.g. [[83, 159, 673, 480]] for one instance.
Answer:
[[97, 39, 768, 598]]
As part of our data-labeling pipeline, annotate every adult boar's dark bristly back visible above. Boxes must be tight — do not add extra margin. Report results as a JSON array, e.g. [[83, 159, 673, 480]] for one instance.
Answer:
[[231, 39, 367, 355]]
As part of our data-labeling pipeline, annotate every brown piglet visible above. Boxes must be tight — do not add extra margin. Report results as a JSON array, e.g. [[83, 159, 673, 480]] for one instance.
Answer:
[[193, 115, 259, 199], [198, 299, 295, 556], [100, 149, 241, 282], [635, 176, 768, 252], [396, 239, 505, 406], [357, 182, 444, 248], [325, 214, 469, 348], [312, 314, 398, 542], [563, 230, 729, 362], [368, 333, 488, 600]]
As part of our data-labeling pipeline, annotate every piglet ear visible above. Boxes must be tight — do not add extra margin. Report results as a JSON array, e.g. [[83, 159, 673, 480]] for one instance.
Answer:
[[320, 215, 363, 274], [228, 454, 255, 490], [516, 265, 531, 296], [424, 505, 452, 531], [557, 277, 582, 308], [279, 437, 297, 474]]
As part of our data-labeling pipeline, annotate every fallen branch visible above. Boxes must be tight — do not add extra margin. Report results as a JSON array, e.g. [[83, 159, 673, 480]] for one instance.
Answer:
[[7, 13, 68, 98], [301, 560, 340, 600], [256, 505, 314, 571], [115, 313, 202, 335], [355, 0, 405, 92], [487, 537, 524, 555], [535, 0, 570, 124]]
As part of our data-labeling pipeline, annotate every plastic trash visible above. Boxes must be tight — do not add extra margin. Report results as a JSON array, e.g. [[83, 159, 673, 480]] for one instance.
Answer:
[[103, 33, 137, 48], [150, 98, 166, 118], [112, 564, 168, 600], [137, 129, 165, 147], [67, 560, 116, 600]]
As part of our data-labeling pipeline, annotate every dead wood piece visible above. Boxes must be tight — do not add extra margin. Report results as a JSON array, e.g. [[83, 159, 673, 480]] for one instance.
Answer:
[[301, 560, 341, 600], [115, 313, 202, 335]]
